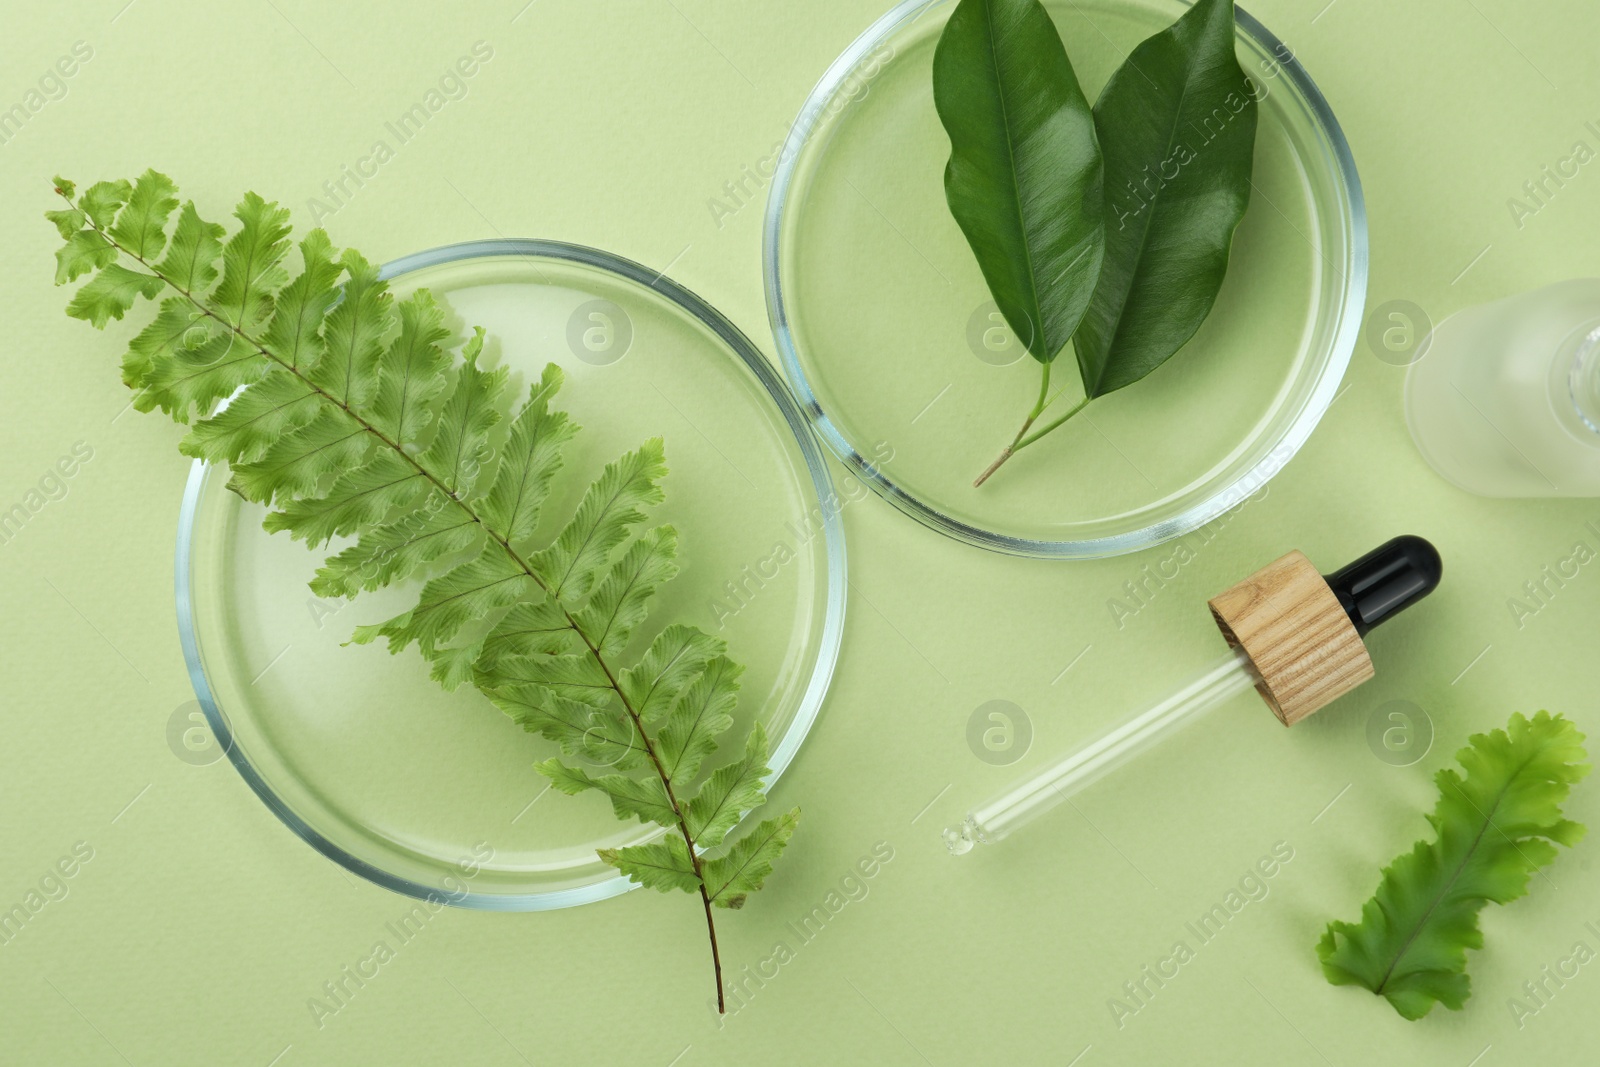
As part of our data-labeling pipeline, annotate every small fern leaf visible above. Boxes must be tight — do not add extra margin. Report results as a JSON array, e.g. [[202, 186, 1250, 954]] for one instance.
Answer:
[[618, 623, 723, 724], [181, 369, 322, 464], [368, 291, 453, 447], [140, 328, 269, 422], [490, 685, 645, 771], [45, 204, 86, 240], [262, 450, 426, 544], [1317, 711, 1588, 1019], [598, 837, 700, 894], [78, 179, 131, 228], [702, 807, 800, 910], [122, 298, 205, 392], [426, 639, 488, 691], [54, 229, 117, 285], [537, 760, 676, 829], [684, 722, 770, 849], [306, 247, 391, 409], [227, 408, 371, 504], [417, 328, 506, 501], [478, 364, 575, 546], [658, 656, 742, 789], [66, 263, 165, 328], [154, 202, 226, 295], [531, 438, 668, 603], [476, 600, 577, 666], [480, 653, 613, 708], [262, 229, 341, 372], [352, 547, 530, 654], [211, 192, 291, 332], [108, 169, 179, 261], [310, 497, 479, 598], [573, 526, 680, 658]]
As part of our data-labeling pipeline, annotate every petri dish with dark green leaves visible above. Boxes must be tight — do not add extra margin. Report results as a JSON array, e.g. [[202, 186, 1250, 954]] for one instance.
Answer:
[[178, 241, 845, 910], [765, 0, 1366, 558]]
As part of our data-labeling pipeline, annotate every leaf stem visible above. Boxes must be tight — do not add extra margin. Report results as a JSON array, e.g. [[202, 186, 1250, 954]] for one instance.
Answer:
[[73, 193, 730, 1012], [972, 360, 1090, 487], [1014, 395, 1090, 450]]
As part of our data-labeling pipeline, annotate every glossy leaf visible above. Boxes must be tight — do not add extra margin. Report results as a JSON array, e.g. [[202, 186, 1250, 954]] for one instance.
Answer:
[[933, 0, 1104, 363], [1073, 0, 1258, 396]]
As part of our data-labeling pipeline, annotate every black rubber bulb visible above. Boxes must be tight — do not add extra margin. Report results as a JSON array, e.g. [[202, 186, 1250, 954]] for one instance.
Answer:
[[1322, 535, 1444, 637]]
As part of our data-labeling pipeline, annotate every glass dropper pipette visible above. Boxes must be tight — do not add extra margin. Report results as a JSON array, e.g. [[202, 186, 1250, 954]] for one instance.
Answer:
[[944, 535, 1443, 856]]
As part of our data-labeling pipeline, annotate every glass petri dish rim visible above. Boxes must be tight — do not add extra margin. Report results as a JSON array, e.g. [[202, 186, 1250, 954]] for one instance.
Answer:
[[762, 0, 1368, 559], [175, 238, 848, 912]]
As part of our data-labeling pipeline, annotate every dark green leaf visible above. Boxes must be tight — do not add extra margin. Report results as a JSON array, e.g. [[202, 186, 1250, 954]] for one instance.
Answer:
[[933, 0, 1104, 363], [1073, 0, 1258, 396]]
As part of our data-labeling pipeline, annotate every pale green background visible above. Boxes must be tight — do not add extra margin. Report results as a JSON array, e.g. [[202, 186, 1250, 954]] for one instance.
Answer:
[[3, 1, 1599, 1064]]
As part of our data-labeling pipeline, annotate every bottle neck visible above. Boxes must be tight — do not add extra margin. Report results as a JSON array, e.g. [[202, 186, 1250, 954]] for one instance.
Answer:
[[1562, 324, 1600, 437]]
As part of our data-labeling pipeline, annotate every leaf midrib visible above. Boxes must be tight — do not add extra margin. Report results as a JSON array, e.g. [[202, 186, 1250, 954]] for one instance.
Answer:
[[1371, 745, 1543, 995], [981, 0, 1050, 357], [1083, 36, 1204, 393]]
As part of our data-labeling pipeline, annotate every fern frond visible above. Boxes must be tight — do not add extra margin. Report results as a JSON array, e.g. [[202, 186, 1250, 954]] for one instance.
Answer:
[[417, 327, 505, 499], [479, 364, 575, 546], [702, 807, 801, 910], [262, 229, 341, 372], [539, 760, 676, 828], [598, 838, 700, 895], [618, 623, 724, 723], [368, 290, 453, 446], [684, 722, 770, 848], [658, 656, 742, 789], [49, 172, 800, 1014], [530, 439, 666, 603], [212, 192, 291, 333], [153, 201, 226, 296], [108, 170, 179, 260], [1317, 711, 1588, 1019]]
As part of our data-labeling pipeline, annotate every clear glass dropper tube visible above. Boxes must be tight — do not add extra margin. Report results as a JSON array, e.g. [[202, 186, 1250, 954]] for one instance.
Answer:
[[943, 647, 1259, 855]]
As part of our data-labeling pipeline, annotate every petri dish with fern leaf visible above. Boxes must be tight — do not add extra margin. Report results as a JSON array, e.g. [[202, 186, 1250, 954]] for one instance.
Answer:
[[764, 0, 1366, 558], [177, 240, 845, 910]]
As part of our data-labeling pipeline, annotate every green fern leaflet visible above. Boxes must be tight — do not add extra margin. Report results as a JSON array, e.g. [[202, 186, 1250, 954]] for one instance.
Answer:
[[48, 171, 799, 1013], [1317, 711, 1587, 1020]]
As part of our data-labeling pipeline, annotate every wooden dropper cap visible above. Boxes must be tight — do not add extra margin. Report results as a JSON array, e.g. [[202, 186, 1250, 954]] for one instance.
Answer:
[[1207, 536, 1443, 726]]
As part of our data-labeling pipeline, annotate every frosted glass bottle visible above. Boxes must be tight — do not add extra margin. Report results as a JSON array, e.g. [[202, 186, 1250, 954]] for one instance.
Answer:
[[1405, 279, 1600, 496]]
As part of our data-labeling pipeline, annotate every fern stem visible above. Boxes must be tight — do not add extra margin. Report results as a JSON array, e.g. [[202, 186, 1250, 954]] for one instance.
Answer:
[[71, 194, 730, 1012]]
